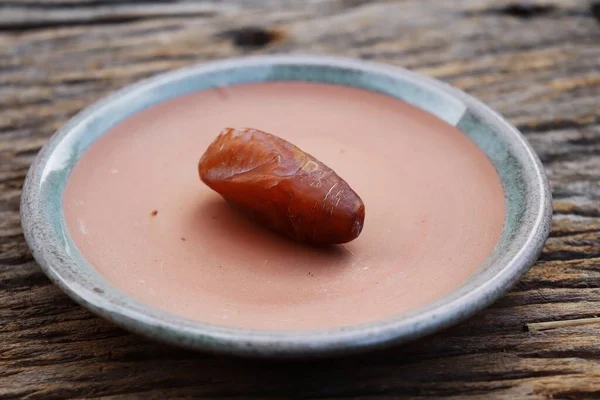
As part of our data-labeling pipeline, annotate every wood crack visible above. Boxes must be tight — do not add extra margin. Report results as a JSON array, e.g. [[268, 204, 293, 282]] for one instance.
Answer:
[[517, 116, 600, 133], [1, 1, 180, 9], [0, 4, 225, 32]]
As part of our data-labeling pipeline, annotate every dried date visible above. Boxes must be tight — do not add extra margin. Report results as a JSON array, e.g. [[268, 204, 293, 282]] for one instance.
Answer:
[[198, 128, 365, 245]]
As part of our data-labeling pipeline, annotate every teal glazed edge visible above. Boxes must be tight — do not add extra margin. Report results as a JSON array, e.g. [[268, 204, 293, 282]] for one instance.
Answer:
[[458, 111, 526, 240], [20, 55, 552, 358]]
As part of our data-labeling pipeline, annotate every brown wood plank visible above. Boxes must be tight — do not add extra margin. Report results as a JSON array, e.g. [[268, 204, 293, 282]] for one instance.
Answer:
[[1, 0, 600, 398]]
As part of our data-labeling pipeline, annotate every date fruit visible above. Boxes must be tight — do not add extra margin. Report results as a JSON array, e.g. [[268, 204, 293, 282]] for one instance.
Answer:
[[198, 128, 365, 245]]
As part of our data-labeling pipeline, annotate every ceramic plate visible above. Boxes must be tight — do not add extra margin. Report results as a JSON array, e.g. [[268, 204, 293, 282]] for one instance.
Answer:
[[21, 55, 552, 357]]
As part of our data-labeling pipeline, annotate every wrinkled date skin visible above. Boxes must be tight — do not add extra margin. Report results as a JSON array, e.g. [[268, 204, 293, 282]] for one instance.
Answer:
[[198, 128, 365, 245]]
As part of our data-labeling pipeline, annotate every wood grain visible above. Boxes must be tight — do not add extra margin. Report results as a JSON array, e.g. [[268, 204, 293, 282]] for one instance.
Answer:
[[1, 0, 600, 398]]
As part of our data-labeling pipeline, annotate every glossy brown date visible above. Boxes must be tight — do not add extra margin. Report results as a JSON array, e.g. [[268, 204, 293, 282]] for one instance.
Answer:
[[198, 128, 365, 245]]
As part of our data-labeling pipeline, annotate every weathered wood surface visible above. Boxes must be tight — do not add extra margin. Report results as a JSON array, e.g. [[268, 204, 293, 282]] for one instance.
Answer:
[[1, 0, 600, 398]]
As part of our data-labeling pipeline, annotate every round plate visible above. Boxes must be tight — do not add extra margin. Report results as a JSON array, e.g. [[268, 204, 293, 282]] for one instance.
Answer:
[[21, 55, 552, 358]]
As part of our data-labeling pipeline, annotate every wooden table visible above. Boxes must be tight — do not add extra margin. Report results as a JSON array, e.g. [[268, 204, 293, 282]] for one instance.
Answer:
[[2, 1, 600, 398]]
